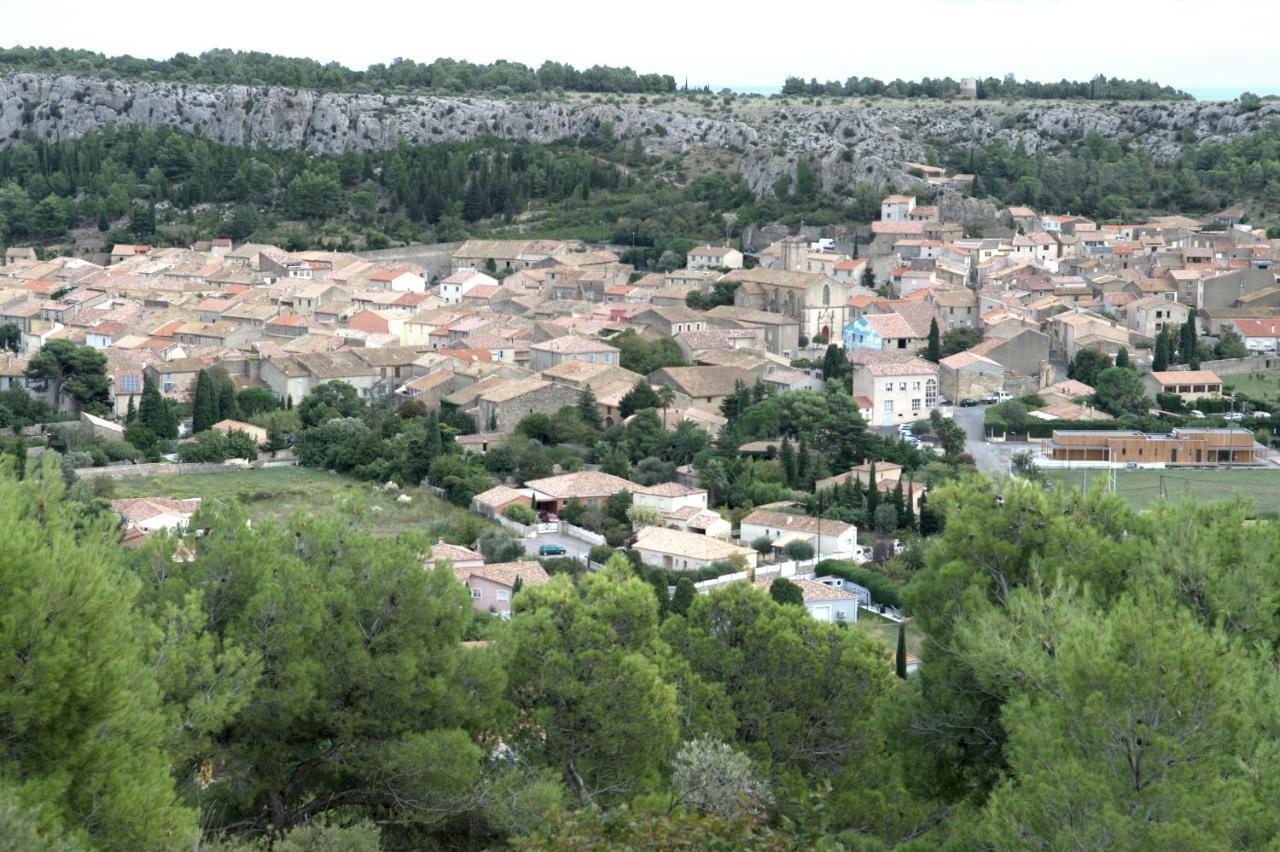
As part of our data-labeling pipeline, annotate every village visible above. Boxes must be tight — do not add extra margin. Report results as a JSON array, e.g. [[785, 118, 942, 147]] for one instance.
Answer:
[[3, 173, 1279, 638]]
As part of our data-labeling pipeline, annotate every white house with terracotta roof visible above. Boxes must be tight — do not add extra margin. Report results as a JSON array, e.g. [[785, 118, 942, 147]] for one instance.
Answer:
[[1232, 318, 1280, 352], [851, 354, 940, 426], [440, 270, 497, 305], [112, 497, 202, 534], [755, 577, 859, 623], [367, 267, 426, 293], [687, 245, 743, 270], [739, 509, 857, 559], [880, 195, 917, 222], [1144, 369, 1223, 403], [633, 526, 758, 572]]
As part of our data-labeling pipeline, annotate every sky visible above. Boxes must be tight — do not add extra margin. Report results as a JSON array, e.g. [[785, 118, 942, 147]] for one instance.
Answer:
[[7, 0, 1280, 98]]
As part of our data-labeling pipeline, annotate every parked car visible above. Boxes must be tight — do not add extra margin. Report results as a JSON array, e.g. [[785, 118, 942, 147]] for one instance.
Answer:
[[538, 543, 567, 556], [1188, 409, 1206, 419], [1254, 411, 1271, 419], [958, 398, 978, 407], [1223, 412, 1245, 422]]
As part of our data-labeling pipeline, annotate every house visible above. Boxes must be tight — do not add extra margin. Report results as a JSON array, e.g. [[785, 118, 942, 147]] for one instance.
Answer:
[[648, 365, 755, 409], [476, 377, 580, 433], [633, 306, 706, 337], [1046, 428, 1265, 466], [367, 267, 426, 293], [110, 244, 151, 264], [471, 484, 535, 519], [111, 497, 202, 534], [523, 471, 635, 513], [1231, 318, 1280, 352], [211, 418, 268, 445], [1119, 296, 1191, 338], [739, 509, 857, 559], [755, 577, 859, 623], [454, 561, 549, 617], [705, 305, 802, 356], [632, 526, 758, 572], [440, 270, 498, 304], [1144, 369, 1223, 402], [930, 288, 980, 330], [687, 245, 744, 270], [527, 335, 618, 372], [881, 195, 916, 222], [938, 351, 1005, 402], [1047, 309, 1136, 360], [843, 312, 927, 352], [851, 354, 940, 426], [426, 540, 485, 571], [451, 239, 567, 273]]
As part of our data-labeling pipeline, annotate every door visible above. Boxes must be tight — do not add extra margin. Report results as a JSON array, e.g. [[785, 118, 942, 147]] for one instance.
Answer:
[[811, 605, 831, 622]]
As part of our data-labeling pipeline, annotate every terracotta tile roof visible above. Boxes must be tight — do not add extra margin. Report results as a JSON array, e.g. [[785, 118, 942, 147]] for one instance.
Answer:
[[454, 561, 549, 589], [524, 471, 635, 499]]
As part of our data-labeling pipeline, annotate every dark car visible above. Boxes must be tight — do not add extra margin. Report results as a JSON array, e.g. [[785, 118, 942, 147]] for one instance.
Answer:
[[958, 398, 979, 407], [538, 543, 567, 557]]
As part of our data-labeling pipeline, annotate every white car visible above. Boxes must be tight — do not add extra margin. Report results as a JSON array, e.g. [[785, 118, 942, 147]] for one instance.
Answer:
[[1222, 412, 1245, 422]]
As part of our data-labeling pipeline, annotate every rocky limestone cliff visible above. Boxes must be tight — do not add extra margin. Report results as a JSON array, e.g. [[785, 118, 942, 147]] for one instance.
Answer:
[[2, 74, 1277, 205]]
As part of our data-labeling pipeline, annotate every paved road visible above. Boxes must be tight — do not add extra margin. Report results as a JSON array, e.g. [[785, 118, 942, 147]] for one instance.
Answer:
[[950, 403, 1028, 476]]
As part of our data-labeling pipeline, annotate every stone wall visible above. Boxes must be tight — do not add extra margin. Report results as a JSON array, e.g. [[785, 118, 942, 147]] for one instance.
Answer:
[[72, 459, 295, 480]]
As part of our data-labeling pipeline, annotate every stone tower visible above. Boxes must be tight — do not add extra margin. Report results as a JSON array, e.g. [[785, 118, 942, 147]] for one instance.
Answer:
[[782, 235, 807, 272]]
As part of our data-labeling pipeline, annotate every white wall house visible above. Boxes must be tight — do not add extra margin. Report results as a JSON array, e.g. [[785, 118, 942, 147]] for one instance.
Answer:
[[851, 356, 940, 426], [738, 509, 857, 558]]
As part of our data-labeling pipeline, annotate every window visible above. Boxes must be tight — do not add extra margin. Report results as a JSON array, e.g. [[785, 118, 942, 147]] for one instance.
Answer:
[[899, 382, 907, 391], [925, 379, 937, 408], [497, 589, 510, 602], [470, 588, 482, 599], [884, 382, 893, 392], [912, 398, 921, 413], [912, 381, 920, 391], [883, 399, 894, 412], [836, 610, 847, 621]]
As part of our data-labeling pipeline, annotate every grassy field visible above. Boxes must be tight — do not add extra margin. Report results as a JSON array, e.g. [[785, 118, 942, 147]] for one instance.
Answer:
[[111, 466, 488, 538], [853, 611, 921, 660], [1222, 370, 1280, 404], [1043, 468, 1280, 515]]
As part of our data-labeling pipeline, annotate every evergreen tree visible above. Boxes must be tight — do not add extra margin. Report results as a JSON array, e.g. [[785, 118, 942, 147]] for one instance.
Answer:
[[577, 387, 602, 430], [1153, 330, 1171, 372], [1114, 347, 1130, 369], [896, 623, 908, 679], [861, 263, 875, 289], [865, 461, 880, 515], [125, 393, 136, 423], [671, 576, 696, 616], [893, 480, 906, 517], [619, 380, 661, 417], [216, 377, 239, 421], [903, 478, 916, 529], [822, 343, 847, 380], [779, 435, 797, 487], [488, 410, 498, 432], [796, 438, 812, 488], [192, 370, 218, 433], [1180, 318, 1197, 364], [926, 318, 942, 363], [138, 375, 176, 439]]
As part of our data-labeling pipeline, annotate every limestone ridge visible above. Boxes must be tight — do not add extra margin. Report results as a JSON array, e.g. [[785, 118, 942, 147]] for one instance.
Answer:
[[2, 73, 1277, 198]]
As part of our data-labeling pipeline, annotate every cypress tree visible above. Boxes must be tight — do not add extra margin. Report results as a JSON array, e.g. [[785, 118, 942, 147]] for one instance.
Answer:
[[125, 394, 136, 424], [192, 370, 218, 433], [926, 318, 942, 362], [217, 380, 239, 421], [577, 387, 601, 429], [1152, 331, 1171, 372], [865, 461, 880, 515], [1180, 319, 1197, 364], [903, 478, 916, 529], [138, 375, 174, 439], [796, 438, 812, 488], [779, 435, 797, 487], [892, 480, 906, 517], [671, 577, 696, 615], [896, 623, 908, 679], [1115, 347, 1130, 369]]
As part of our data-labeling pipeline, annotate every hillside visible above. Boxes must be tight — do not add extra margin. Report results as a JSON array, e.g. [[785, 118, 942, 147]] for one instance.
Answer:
[[4, 73, 1277, 200]]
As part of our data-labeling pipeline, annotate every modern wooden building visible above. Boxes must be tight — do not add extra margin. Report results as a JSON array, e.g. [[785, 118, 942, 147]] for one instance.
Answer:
[[1046, 428, 1266, 466]]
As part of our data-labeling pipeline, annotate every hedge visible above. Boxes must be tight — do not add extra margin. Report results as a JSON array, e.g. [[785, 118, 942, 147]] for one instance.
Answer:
[[814, 560, 902, 608]]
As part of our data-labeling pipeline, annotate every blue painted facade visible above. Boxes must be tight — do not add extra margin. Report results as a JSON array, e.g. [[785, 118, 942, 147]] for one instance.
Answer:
[[843, 316, 882, 351]]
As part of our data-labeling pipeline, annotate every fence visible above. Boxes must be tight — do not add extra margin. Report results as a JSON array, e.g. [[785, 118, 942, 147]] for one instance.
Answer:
[[72, 460, 284, 480], [561, 522, 606, 547]]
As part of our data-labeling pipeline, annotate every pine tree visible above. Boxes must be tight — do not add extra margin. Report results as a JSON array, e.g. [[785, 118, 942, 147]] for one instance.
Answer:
[[896, 623, 908, 679], [779, 436, 797, 487], [192, 370, 218, 433], [926, 318, 942, 363], [1115, 347, 1130, 369]]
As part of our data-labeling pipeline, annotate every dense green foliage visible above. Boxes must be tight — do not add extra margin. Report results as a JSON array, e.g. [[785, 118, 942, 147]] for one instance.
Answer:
[[782, 73, 1191, 100], [0, 47, 677, 94]]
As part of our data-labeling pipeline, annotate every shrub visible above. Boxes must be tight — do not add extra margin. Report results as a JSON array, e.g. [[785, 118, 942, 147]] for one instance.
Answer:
[[781, 540, 815, 561], [815, 560, 902, 608], [503, 503, 537, 525]]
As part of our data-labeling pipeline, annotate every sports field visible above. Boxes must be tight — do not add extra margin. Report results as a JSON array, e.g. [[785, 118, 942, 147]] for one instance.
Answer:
[[1043, 467, 1280, 514]]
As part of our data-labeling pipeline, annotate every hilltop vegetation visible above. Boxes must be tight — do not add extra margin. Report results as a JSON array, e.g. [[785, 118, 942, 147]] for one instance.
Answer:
[[0, 46, 678, 94], [782, 72, 1193, 101]]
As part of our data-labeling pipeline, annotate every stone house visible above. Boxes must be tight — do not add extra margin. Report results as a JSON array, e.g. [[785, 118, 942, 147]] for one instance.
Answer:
[[476, 378, 580, 433], [938, 351, 1005, 402]]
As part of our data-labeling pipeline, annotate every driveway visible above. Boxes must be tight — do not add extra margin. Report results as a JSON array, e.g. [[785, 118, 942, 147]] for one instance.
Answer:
[[520, 530, 593, 562]]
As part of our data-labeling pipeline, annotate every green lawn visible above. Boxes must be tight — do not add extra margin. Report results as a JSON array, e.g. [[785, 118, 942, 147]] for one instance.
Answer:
[[111, 466, 489, 538], [1222, 371, 1280, 404], [853, 611, 921, 660], [1043, 468, 1280, 515]]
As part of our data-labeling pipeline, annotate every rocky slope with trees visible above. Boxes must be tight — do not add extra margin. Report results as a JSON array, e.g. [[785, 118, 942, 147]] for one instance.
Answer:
[[3, 72, 1277, 200]]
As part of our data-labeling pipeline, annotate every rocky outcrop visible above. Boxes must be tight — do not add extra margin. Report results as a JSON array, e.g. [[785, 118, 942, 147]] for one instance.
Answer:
[[2, 74, 1276, 201]]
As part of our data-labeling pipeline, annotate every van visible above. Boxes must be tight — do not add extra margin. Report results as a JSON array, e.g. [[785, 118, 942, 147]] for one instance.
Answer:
[[995, 391, 1013, 402]]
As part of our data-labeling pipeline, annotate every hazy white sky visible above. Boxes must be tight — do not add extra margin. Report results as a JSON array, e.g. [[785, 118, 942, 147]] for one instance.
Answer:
[[7, 0, 1280, 94]]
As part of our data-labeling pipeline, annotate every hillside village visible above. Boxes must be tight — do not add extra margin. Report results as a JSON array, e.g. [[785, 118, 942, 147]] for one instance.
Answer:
[[3, 182, 1279, 620]]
